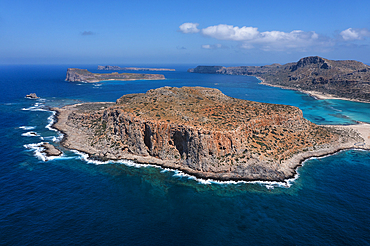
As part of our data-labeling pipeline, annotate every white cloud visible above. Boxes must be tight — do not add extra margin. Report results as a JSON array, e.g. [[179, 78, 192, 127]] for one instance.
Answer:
[[201, 24, 259, 41], [340, 28, 370, 41], [179, 23, 200, 34], [201, 44, 228, 49], [180, 23, 332, 51]]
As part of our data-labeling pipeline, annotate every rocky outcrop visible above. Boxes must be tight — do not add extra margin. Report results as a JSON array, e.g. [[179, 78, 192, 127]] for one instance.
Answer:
[[41, 142, 62, 157], [53, 87, 362, 182], [187, 66, 225, 73], [98, 65, 175, 71], [188, 56, 370, 102], [66, 68, 165, 83], [25, 93, 39, 99]]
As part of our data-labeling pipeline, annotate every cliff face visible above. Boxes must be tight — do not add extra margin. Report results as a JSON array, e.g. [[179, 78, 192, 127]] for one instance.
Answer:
[[65, 68, 165, 83], [54, 87, 361, 181], [188, 56, 370, 102]]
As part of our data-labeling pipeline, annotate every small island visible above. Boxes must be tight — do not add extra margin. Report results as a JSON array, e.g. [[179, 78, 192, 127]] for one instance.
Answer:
[[188, 56, 370, 102], [66, 68, 165, 83], [53, 86, 369, 182], [98, 65, 175, 71]]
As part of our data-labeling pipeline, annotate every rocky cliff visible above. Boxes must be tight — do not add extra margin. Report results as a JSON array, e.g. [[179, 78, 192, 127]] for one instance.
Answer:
[[53, 87, 362, 182], [66, 68, 165, 83], [188, 56, 370, 102]]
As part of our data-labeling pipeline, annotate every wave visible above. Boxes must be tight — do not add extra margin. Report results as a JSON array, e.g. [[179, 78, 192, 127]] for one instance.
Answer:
[[21, 102, 49, 112], [21, 131, 39, 137], [68, 149, 294, 188], [19, 126, 36, 130], [24, 142, 63, 161]]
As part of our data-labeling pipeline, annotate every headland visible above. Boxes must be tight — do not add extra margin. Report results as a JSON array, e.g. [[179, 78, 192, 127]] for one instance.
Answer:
[[188, 56, 370, 103], [52, 86, 368, 182], [66, 68, 165, 83]]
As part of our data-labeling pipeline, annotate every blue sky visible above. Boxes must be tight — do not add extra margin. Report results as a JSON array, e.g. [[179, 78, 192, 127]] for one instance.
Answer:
[[1, 0, 370, 65]]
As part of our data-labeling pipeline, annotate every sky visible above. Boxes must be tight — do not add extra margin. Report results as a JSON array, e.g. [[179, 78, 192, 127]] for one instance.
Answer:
[[1, 0, 370, 65]]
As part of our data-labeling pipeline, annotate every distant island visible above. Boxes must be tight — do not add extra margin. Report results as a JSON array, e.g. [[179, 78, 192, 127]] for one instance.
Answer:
[[53, 86, 369, 182], [66, 68, 165, 83], [98, 65, 175, 71], [188, 56, 370, 102]]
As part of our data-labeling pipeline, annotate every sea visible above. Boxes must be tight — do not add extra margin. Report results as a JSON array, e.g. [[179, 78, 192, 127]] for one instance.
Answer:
[[0, 65, 369, 245]]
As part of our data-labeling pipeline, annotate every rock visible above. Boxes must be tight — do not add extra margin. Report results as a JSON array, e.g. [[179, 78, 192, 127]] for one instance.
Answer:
[[25, 93, 39, 99], [41, 142, 62, 157]]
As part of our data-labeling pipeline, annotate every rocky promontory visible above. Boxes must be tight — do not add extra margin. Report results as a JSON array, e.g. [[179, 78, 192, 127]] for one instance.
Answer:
[[98, 65, 175, 71], [188, 56, 370, 102], [53, 87, 366, 182], [66, 68, 165, 83]]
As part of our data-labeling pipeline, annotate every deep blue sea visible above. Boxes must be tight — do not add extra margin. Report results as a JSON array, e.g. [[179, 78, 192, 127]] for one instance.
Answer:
[[0, 65, 369, 245]]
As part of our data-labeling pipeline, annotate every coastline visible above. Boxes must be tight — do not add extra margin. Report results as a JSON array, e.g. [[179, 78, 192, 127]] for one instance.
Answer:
[[256, 77, 370, 103], [51, 103, 370, 183], [74, 77, 166, 83]]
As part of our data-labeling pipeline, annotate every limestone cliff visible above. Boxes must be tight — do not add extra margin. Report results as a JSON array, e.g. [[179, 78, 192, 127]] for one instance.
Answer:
[[53, 87, 362, 181], [66, 68, 165, 83]]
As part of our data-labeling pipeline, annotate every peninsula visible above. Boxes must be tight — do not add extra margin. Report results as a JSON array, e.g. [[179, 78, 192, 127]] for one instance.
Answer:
[[98, 65, 175, 71], [66, 68, 165, 83], [53, 86, 368, 182], [188, 56, 370, 102]]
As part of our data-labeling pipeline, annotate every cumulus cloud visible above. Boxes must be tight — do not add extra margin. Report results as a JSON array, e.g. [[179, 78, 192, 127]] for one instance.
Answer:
[[340, 28, 370, 41], [179, 23, 333, 51], [201, 44, 228, 49], [81, 31, 94, 36], [202, 25, 259, 41], [179, 23, 200, 34]]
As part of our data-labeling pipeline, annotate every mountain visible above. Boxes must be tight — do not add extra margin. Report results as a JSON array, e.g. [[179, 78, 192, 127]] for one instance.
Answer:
[[188, 56, 370, 102]]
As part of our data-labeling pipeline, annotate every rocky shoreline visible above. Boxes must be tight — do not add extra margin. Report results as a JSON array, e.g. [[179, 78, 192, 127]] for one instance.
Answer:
[[51, 87, 369, 182]]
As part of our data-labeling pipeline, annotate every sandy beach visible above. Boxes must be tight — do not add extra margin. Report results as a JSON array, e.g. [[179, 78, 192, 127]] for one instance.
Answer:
[[257, 77, 370, 103]]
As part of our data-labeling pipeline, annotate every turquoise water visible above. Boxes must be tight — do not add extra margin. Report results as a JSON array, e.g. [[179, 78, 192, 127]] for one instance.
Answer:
[[0, 65, 369, 245]]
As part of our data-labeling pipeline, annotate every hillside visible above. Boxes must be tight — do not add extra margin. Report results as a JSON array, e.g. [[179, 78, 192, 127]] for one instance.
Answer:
[[188, 56, 370, 102]]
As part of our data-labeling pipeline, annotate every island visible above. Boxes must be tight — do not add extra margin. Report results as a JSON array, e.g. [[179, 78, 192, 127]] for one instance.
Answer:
[[98, 65, 175, 71], [52, 86, 369, 182], [66, 68, 165, 83], [188, 56, 370, 102]]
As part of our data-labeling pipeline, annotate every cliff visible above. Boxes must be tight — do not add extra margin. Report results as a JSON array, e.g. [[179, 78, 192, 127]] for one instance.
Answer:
[[65, 68, 165, 83], [98, 65, 175, 71], [53, 87, 363, 182], [188, 56, 370, 102]]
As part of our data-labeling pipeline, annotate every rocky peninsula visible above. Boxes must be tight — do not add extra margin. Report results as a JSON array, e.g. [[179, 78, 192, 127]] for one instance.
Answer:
[[66, 68, 165, 83], [188, 56, 370, 102], [98, 65, 175, 71], [53, 86, 368, 182]]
